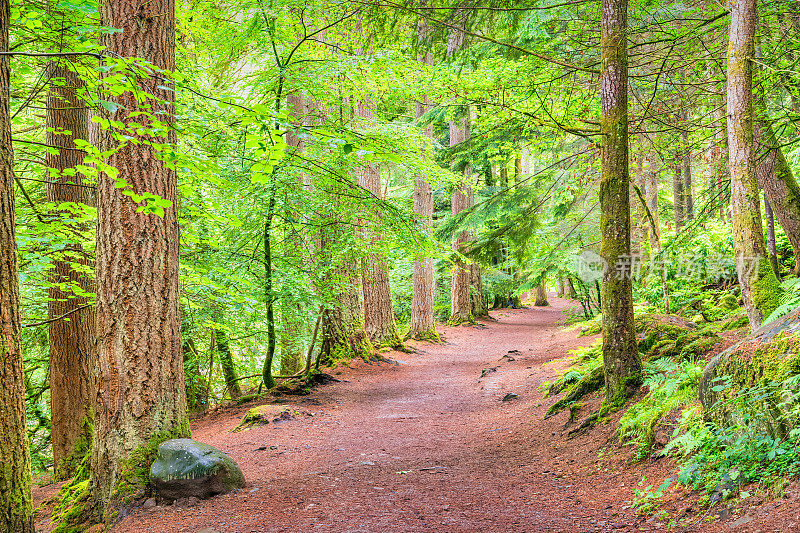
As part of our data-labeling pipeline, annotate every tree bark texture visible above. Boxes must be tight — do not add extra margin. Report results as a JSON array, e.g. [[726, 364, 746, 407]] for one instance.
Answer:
[[354, 98, 401, 348], [0, 1, 35, 527], [764, 195, 781, 279], [754, 109, 800, 275], [714, 96, 730, 220], [92, 0, 189, 519], [448, 116, 473, 324], [599, 0, 641, 407], [680, 109, 694, 220], [320, 258, 372, 365], [215, 329, 242, 400], [280, 92, 307, 371], [45, 60, 97, 481], [727, 0, 779, 330], [410, 29, 437, 340], [672, 155, 684, 229], [447, 26, 472, 325], [534, 280, 549, 306]]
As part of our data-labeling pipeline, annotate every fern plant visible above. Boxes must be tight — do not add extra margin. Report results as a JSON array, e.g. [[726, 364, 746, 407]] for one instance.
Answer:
[[764, 277, 800, 324]]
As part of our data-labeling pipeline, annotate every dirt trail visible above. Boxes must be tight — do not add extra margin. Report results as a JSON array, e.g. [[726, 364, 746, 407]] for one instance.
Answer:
[[36, 298, 796, 532], [108, 298, 638, 533]]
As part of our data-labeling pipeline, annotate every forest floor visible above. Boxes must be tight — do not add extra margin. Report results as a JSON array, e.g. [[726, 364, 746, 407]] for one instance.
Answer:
[[34, 297, 800, 532]]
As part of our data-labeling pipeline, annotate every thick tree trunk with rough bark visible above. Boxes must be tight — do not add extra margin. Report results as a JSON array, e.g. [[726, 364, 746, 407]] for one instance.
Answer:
[[754, 109, 800, 275], [447, 25, 472, 326], [355, 98, 401, 348], [467, 179, 488, 318], [92, 0, 189, 520], [410, 75, 437, 339], [449, 153, 472, 325], [0, 3, 34, 528], [320, 259, 372, 365], [599, 0, 641, 408], [764, 195, 781, 279], [280, 92, 307, 372], [45, 60, 96, 481], [534, 281, 549, 306], [727, 0, 779, 330], [409, 25, 437, 340]]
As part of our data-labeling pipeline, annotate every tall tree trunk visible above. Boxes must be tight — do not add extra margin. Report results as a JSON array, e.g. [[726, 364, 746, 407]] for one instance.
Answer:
[[92, 0, 189, 520], [410, 84, 437, 338], [0, 1, 34, 528], [727, 0, 779, 330], [681, 110, 694, 220], [534, 280, 549, 306], [320, 258, 373, 365], [754, 108, 800, 275], [467, 169, 488, 318], [280, 92, 307, 374], [410, 15, 437, 340], [45, 59, 96, 481], [215, 328, 242, 400], [714, 95, 730, 220], [355, 99, 401, 348], [447, 24, 472, 325], [564, 277, 577, 299], [764, 194, 781, 280], [672, 154, 684, 229], [599, 0, 641, 408]]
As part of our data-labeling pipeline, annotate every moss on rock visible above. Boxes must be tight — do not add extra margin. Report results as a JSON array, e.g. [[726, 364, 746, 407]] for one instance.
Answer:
[[700, 308, 800, 431]]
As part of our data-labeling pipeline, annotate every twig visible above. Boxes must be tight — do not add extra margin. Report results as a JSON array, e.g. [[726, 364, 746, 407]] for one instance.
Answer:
[[22, 304, 92, 328]]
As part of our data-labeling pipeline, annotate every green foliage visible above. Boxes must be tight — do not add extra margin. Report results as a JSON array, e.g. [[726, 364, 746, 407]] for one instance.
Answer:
[[764, 276, 800, 324], [631, 476, 672, 515], [672, 378, 800, 496], [619, 358, 703, 460]]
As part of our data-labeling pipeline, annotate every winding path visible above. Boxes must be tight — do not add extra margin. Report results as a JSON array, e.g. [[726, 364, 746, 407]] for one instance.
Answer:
[[111, 299, 647, 532]]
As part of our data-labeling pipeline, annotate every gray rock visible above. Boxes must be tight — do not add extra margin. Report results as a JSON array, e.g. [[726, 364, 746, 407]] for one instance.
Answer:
[[700, 307, 800, 426], [150, 438, 245, 501], [142, 497, 157, 509]]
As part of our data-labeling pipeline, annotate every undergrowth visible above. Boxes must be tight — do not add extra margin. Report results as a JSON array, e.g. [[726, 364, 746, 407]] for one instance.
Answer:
[[618, 358, 703, 460], [667, 374, 800, 496]]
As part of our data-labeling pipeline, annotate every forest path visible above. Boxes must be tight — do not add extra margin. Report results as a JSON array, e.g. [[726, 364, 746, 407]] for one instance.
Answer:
[[110, 298, 657, 533]]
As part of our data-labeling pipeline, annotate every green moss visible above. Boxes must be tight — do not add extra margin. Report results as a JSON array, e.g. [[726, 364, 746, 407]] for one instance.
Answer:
[[680, 336, 721, 359], [407, 327, 441, 343], [601, 374, 642, 416], [634, 314, 720, 361], [546, 364, 605, 418], [55, 414, 94, 483], [718, 293, 739, 311], [446, 312, 475, 327], [103, 419, 192, 522], [753, 258, 782, 319], [52, 480, 94, 533]]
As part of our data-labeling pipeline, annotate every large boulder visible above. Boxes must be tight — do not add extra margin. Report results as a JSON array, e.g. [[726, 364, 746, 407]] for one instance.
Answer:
[[150, 439, 245, 501], [700, 308, 800, 431]]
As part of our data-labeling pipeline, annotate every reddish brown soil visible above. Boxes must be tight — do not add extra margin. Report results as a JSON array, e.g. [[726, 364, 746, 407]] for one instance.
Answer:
[[33, 298, 800, 532]]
